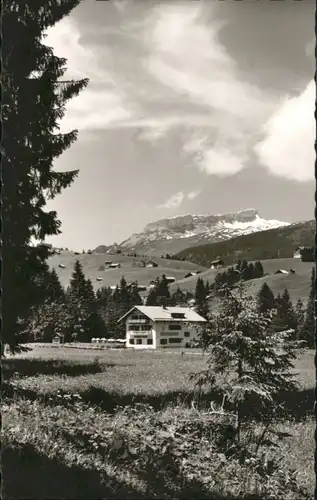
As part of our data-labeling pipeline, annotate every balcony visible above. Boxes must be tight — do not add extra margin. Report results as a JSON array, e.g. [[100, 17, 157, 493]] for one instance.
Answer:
[[128, 319, 149, 324]]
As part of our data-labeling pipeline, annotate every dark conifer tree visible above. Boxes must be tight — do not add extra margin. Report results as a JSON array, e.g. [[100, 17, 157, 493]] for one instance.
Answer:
[[130, 283, 143, 306], [68, 261, 105, 341], [195, 277, 209, 318], [46, 268, 65, 301], [300, 267, 315, 347], [156, 274, 171, 306], [254, 261, 264, 278], [241, 260, 249, 280], [257, 282, 275, 314], [235, 260, 242, 272], [272, 289, 297, 336], [117, 277, 131, 309], [146, 288, 158, 306], [294, 298, 305, 340], [172, 287, 187, 306], [2, 0, 88, 353], [247, 262, 255, 280], [69, 260, 88, 300]]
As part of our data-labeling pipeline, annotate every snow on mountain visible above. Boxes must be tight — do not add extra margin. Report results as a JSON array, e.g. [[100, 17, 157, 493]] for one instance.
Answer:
[[94, 209, 290, 257]]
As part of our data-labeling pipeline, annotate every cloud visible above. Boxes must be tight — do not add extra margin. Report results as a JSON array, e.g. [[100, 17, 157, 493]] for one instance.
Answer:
[[254, 80, 314, 182], [144, 3, 277, 176], [158, 192, 185, 209], [157, 190, 200, 209], [187, 190, 201, 200], [43, 17, 133, 133], [43, 2, 312, 185]]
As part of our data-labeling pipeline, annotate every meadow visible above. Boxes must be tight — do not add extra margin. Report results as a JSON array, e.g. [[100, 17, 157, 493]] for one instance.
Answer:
[[48, 251, 206, 291], [2, 346, 314, 499], [49, 250, 313, 307], [170, 258, 313, 305]]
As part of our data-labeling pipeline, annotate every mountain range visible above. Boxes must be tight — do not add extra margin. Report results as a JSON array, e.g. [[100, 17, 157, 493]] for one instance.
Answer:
[[93, 208, 290, 257]]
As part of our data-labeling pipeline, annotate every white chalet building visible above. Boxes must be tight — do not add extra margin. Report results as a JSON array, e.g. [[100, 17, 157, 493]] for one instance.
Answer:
[[118, 305, 206, 350]]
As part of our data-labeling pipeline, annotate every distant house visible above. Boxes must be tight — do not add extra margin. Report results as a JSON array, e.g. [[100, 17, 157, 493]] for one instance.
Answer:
[[109, 263, 121, 269], [132, 261, 146, 268], [300, 247, 314, 262], [127, 282, 147, 292], [289, 269, 296, 274], [274, 269, 289, 275], [74, 251, 80, 255], [146, 261, 158, 268], [96, 277, 103, 281], [58, 264, 66, 269], [293, 247, 303, 259], [293, 246, 314, 262], [52, 333, 64, 344], [210, 259, 224, 269], [165, 276, 176, 284], [105, 261, 112, 266], [110, 285, 118, 291], [184, 272, 197, 279], [118, 305, 206, 350]]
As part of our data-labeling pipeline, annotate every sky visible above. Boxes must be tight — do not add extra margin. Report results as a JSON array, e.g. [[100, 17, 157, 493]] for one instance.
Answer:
[[45, 0, 315, 250]]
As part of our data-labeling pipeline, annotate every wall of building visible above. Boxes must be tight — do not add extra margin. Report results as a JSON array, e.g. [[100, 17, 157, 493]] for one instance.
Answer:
[[125, 313, 156, 349], [152, 321, 200, 349], [125, 313, 203, 350]]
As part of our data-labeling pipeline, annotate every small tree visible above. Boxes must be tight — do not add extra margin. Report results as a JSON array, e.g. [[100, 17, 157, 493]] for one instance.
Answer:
[[146, 287, 158, 306], [300, 267, 315, 348], [257, 282, 275, 314], [67, 260, 105, 341], [130, 283, 143, 306], [272, 289, 297, 336], [294, 298, 305, 339], [156, 275, 171, 306], [172, 287, 187, 306], [246, 262, 255, 280], [254, 261, 264, 278], [191, 281, 299, 447], [195, 277, 209, 318]]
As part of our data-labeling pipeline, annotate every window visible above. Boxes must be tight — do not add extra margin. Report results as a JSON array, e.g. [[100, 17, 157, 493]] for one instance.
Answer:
[[160, 339, 167, 345], [169, 324, 182, 330], [129, 339, 135, 344], [147, 338, 153, 345], [129, 325, 140, 331], [140, 324, 151, 331], [184, 332, 190, 338], [171, 312, 185, 319], [168, 338, 182, 344], [136, 339, 142, 345]]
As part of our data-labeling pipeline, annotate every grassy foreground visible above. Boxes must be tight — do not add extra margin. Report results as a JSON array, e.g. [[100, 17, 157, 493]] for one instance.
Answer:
[[2, 347, 314, 499]]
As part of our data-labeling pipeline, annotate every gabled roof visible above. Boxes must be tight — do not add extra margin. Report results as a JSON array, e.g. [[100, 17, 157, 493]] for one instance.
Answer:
[[118, 305, 207, 323]]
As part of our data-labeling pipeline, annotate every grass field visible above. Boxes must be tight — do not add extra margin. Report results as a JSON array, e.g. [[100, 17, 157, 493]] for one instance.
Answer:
[[170, 258, 313, 303], [48, 251, 206, 290], [2, 346, 314, 499], [49, 251, 313, 307]]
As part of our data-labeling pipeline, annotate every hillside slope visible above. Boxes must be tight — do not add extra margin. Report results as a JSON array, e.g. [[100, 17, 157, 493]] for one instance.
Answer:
[[170, 258, 313, 297], [175, 220, 314, 267], [47, 252, 206, 290]]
